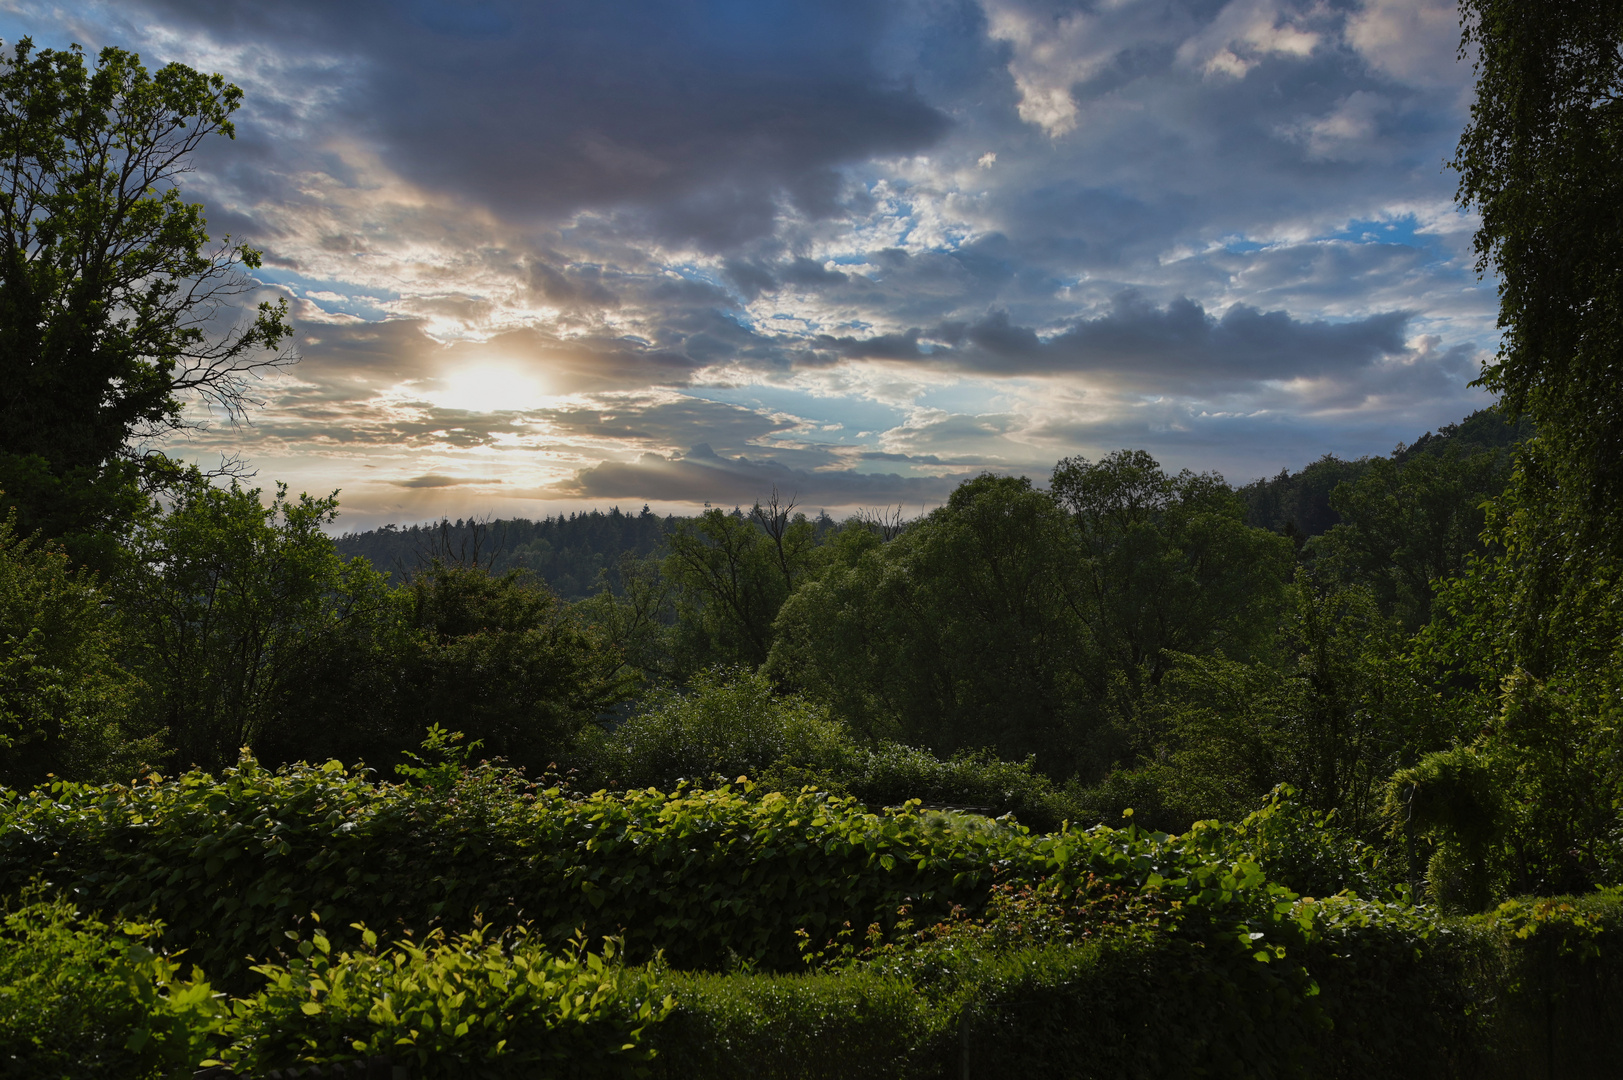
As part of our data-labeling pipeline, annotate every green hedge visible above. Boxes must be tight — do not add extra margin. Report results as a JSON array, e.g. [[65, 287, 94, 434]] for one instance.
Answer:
[[15, 892, 1621, 1080], [649, 893, 1623, 1080], [653, 967, 944, 1079], [7, 761, 1623, 1078], [0, 759, 1346, 987], [0, 759, 1029, 984]]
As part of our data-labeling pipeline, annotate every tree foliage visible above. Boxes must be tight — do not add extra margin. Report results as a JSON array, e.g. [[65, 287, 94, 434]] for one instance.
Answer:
[[1052, 450, 1292, 690], [663, 494, 818, 674], [1454, 0, 1623, 526], [0, 38, 291, 567], [0, 508, 154, 787], [115, 476, 378, 774], [769, 474, 1092, 771]]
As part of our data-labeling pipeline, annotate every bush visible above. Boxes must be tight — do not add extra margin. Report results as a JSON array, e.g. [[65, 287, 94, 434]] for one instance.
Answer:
[[572, 667, 850, 790], [648, 892, 1622, 1079], [831, 742, 1086, 834], [1, 755, 1349, 985], [0, 756, 1024, 984], [214, 924, 668, 1079], [653, 967, 944, 1079], [9, 755, 1623, 1077], [0, 893, 219, 1078]]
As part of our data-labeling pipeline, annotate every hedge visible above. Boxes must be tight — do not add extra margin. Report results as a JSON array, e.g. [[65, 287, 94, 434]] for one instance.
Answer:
[[8, 892, 1621, 1079], [5, 760, 1623, 1078], [0, 757, 1347, 986]]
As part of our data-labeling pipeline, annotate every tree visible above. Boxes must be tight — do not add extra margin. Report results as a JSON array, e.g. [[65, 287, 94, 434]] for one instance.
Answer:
[[1050, 450, 1293, 693], [664, 493, 818, 673], [1406, 449, 1623, 900], [0, 507, 155, 786], [0, 39, 291, 569], [1311, 443, 1511, 631], [1392, 0, 1623, 904], [390, 562, 635, 770], [255, 559, 636, 775], [116, 476, 377, 772], [1453, 0, 1623, 529], [770, 474, 1094, 773]]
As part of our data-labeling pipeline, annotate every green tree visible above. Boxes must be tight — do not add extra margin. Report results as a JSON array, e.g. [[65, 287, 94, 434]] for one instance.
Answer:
[[1407, 447, 1623, 900], [664, 493, 818, 673], [116, 476, 378, 773], [1239, 453, 1369, 547], [0, 39, 291, 569], [1051, 450, 1293, 693], [1385, 0, 1623, 904], [1311, 443, 1511, 630], [574, 552, 675, 683], [771, 474, 1093, 772], [1099, 575, 1411, 837], [1453, 0, 1623, 526], [0, 508, 155, 786], [256, 561, 635, 775], [393, 563, 635, 770]]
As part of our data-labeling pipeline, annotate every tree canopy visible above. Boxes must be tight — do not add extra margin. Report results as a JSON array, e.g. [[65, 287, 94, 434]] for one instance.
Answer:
[[1454, 0, 1623, 529], [0, 38, 291, 567]]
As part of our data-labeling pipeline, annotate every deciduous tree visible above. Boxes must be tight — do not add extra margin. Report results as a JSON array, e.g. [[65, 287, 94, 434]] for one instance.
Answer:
[[0, 38, 291, 569]]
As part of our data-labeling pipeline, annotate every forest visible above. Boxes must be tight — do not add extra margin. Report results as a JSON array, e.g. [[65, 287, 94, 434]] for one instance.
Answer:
[[4, 2, 1623, 1076]]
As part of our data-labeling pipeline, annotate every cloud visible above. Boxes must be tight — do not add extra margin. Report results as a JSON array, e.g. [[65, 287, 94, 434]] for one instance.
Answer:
[[1347, 0, 1469, 90], [552, 448, 975, 508], [135, 0, 951, 249], [1175, 0, 1320, 81], [13, 0, 1496, 524], [1284, 91, 1391, 161], [391, 474, 505, 488], [823, 293, 1412, 389]]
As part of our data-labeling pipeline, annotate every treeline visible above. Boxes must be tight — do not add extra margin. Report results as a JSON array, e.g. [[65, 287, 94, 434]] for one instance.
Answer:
[[2, 403, 1556, 906], [334, 505, 682, 599]]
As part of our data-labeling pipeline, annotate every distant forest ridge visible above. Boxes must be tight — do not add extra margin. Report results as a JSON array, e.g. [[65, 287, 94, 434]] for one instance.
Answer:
[[334, 408, 1531, 599]]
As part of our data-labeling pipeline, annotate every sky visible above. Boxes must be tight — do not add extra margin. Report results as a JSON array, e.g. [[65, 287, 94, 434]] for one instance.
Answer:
[[1, 0, 1495, 529]]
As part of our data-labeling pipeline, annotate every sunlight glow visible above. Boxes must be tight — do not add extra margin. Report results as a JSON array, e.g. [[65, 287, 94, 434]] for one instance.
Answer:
[[430, 362, 551, 413]]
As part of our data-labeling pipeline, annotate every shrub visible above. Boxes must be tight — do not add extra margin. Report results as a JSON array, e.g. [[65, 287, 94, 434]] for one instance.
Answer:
[[9, 757, 1623, 1078], [832, 742, 1085, 833], [214, 924, 669, 1079], [653, 967, 944, 1079], [1, 756, 1350, 985], [1197, 786, 1397, 901], [572, 667, 850, 790], [0, 893, 220, 1078]]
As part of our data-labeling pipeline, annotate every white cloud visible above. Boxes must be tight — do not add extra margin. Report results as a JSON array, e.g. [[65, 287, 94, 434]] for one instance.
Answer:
[[981, 0, 1179, 136], [1175, 0, 1320, 81], [1284, 90, 1389, 160], [1347, 0, 1468, 89]]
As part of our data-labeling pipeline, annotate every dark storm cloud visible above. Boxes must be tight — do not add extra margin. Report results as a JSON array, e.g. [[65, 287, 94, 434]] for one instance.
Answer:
[[136, 0, 951, 248], [823, 292, 1411, 388], [553, 444, 969, 506]]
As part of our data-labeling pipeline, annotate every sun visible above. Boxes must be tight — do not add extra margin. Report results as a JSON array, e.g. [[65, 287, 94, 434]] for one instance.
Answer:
[[430, 362, 550, 413]]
